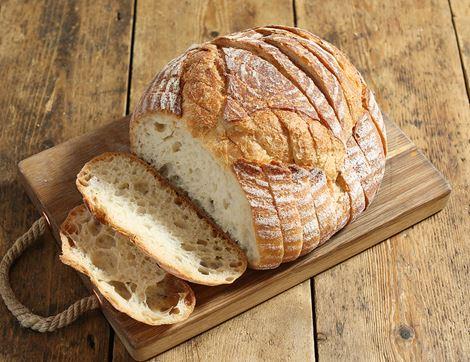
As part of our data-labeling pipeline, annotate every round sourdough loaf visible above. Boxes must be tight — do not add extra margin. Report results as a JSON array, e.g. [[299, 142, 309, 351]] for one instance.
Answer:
[[130, 26, 387, 269]]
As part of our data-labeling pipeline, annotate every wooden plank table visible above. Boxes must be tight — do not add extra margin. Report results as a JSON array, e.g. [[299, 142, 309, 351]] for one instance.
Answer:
[[0, 0, 468, 360]]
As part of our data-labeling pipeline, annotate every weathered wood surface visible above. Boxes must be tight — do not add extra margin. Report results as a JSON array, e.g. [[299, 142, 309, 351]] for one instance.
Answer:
[[1, 0, 467, 360], [296, 0, 470, 360], [0, 1, 133, 361], [450, 0, 470, 95], [113, 281, 315, 362], [18, 114, 450, 360]]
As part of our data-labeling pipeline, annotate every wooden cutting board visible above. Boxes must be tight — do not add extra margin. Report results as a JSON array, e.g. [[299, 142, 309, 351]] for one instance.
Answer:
[[18, 115, 450, 361]]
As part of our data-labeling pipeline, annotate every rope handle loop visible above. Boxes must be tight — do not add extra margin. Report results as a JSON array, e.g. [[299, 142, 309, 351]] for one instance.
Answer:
[[0, 217, 99, 332]]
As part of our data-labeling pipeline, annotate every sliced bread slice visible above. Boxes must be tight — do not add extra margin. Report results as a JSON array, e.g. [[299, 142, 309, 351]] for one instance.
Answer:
[[60, 205, 195, 325], [76, 152, 247, 285]]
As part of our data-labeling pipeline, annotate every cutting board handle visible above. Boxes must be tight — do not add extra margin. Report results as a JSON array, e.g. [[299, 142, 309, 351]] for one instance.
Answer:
[[0, 217, 99, 332]]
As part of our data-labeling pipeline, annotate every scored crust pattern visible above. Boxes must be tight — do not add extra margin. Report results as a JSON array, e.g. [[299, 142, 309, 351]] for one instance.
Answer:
[[131, 26, 387, 269]]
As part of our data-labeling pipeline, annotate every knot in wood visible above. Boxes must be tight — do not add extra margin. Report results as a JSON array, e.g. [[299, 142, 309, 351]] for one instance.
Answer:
[[398, 325, 414, 340]]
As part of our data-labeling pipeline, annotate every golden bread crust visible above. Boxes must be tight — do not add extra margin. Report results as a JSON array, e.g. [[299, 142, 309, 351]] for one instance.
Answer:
[[289, 165, 320, 255], [262, 162, 303, 262], [130, 27, 387, 268], [269, 25, 387, 154], [232, 160, 284, 269]]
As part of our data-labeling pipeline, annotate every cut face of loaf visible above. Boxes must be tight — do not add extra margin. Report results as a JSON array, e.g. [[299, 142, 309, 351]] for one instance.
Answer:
[[131, 114, 286, 269], [60, 205, 195, 325], [130, 26, 387, 269], [76, 153, 247, 285]]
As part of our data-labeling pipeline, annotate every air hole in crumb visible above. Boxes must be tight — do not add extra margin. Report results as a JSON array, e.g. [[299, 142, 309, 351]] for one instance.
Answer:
[[172, 142, 182, 152], [91, 251, 117, 271], [145, 284, 179, 312], [200, 261, 208, 268], [96, 234, 115, 249], [154, 122, 166, 132], [169, 174, 180, 184], [115, 189, 125, 197], [66, 236, 75, 248], [198, 267, 210, 275], [223, 199, 230, 209], [214, 246, 222, 252], [88, 222, 100, 236], [118, 182, 129, 190], [170, 307, 180, 315], [174, 198, 183, 206], [230, 261, 242, 268], [181, 244, 195, 252], [78, 179, 88, 187], [209, 261, 222, 269], [159, 164, 170, 177], [197, 239, 207, 246], [109, 281, 131, 300], [225, 277, 234, 282], [134, 182, 148, 194], [173, 219, 186, 229], [211, 229, 218, 238], [127, 282, 137, 293]]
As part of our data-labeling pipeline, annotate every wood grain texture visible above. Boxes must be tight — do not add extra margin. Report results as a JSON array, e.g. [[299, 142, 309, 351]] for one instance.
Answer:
[[18, 115, 450, 360], [0, 0, 133, 360], [129, 0, 294, 110], [296, 0, 470, 360], [114, 282, 315, 362], [120, 0, 315, 360], [450, 0, 470, 95], [3, 0, 464, 360]]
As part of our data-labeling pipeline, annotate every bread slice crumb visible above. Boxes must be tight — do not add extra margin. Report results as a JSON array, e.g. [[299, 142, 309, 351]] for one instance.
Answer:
[[76, 152, 247, 285], [60, 205, 195, 325]]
